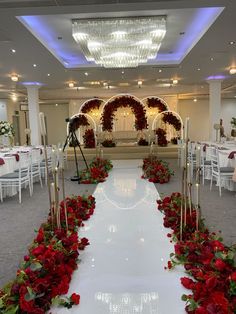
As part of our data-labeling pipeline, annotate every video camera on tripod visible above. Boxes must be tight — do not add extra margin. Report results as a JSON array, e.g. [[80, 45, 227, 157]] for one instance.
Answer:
[[63, 117, 89, 181]]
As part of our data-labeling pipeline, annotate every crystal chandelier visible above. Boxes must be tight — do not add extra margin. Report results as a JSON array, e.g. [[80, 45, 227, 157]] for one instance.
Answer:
[[72, 16, 166, 68]]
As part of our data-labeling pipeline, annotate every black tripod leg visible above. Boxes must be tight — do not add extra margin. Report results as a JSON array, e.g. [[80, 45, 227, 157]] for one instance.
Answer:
[[73, 131, 89, 171], [71, 133, 80, 178]]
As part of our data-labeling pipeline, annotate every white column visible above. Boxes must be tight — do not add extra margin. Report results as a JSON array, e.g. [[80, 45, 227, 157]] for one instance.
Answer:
[[25, 85, 41, 145], [207, 79, 222, 141]]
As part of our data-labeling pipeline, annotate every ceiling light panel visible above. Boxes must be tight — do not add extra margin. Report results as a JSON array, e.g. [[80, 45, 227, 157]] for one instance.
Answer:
[[72, 16, 166, 68]]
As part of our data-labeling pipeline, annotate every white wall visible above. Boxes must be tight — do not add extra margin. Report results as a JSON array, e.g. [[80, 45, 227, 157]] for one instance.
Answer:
[[221, 99, 236, 136], [40, 104, 69, 145], [0, 100, 8, 121], [178, 98, 236, 141]]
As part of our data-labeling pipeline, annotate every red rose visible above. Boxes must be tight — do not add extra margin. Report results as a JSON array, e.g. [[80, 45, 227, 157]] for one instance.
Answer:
[[230, 271, 236, 281], [181, 277, 195, 290], [214, 258, 227, 271], [71, 293, 80, 305], [195, 307, 208, 314]]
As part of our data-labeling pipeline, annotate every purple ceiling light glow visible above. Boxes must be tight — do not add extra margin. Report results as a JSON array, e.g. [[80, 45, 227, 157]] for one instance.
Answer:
[[206, 75, 227, 80], [163, 7, 224, 63], [17, 15, 87, 67], [18, 7, 224, 68], [21, 82, 44, 86]]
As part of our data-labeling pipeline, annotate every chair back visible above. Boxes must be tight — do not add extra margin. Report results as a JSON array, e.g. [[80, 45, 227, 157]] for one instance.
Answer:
[[18, 152, 30, 177], [31, 149, 41, 165], [209, 147, 220, 175]]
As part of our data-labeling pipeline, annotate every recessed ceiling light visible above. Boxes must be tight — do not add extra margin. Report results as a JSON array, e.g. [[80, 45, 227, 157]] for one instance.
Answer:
[[84, 72, 88, 76], [158, 69, 162, 73], [103, 82, 108, 86], [55, 103, 58, 107], [11, 94, 17, 102], [47, 73, 51, 77], [68, 82, 75, 88], [121, 70, 125, 74], [172, 79, 178, 84], [193, 98, 197, 102], [234, 95, 236, 98], [11, 74, 18, 82], [229, 41, 235, 45], [197, 68, 201, 71], [138, 80, 142, 86], [229, 67, 236, 75], [210, 57, 214, 61], [11, 49, 16, 53], [33, 64, 37, 67]]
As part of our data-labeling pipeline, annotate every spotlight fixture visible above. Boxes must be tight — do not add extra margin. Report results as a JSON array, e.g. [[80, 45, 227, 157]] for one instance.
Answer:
[[47, 73, 51, 77], [158, 69, 162, 73], [84, 72, 88, 76], [229, 67, 236, 75], [11, 49, 16, 53], [11, 74, 18, 82], [33, 64, 37, 67], [11, 94, 17, 102], [138, 80, 143, 88], [229, 41, 235, 45], [68, 82, 75, 88], [172, 79, 178, 84], [193, 98, 197, 102]]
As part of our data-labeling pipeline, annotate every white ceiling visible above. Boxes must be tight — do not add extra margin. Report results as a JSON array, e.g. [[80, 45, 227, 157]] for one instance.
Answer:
[[0, 0, 236, 103]]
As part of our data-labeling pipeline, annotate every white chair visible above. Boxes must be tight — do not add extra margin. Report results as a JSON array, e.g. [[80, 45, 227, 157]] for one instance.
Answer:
[[200, 144, 211, 185], [0, 152, 32, 203], [31, 149, 43, 191], [210, 147, 234, 196], [40, 146, 53, 185]]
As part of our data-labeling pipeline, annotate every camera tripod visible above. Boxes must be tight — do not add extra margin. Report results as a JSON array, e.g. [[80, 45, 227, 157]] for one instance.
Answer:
[[62, 129, 89, 182]]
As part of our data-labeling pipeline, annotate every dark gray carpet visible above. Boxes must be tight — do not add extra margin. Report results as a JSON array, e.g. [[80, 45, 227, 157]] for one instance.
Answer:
[[155, 159, 236, 247], [0, 161, 96, 287]]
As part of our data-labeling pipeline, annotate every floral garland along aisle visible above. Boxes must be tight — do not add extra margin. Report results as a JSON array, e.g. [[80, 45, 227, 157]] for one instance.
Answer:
[[142, 156, 174, 183], [0, 195, 96, 314], [158, 193, 236, 314]]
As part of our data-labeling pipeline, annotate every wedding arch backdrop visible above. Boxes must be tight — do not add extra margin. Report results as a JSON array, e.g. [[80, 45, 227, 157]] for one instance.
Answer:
[[152, 110, 184, 139], [101, 94, 148, 131], [142, 96, 169, 112], [79, 98, 104, 114]]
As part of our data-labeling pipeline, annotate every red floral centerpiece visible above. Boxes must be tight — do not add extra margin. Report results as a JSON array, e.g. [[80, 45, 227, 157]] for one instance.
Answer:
[[101, 95, 148, 131], [158, 192, 236, 314], [101, 139, 116, 147], [142, 156, 174, 183], [0, 195, 96, 313], [79, 157, 113, 184], [138, 138, 149, 146], [83, 129, 95, 148], [156, 128, 168, 146]]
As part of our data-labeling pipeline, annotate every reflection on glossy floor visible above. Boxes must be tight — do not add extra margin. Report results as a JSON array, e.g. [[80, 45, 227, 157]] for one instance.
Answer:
[[51, 160, 187, 314]]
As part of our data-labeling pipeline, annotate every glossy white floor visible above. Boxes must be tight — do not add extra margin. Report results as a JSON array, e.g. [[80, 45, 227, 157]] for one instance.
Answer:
[[52, 160, 187, 314]]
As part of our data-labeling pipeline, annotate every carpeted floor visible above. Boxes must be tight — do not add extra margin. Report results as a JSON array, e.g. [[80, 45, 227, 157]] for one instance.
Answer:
[[0, 158, 235, 287]]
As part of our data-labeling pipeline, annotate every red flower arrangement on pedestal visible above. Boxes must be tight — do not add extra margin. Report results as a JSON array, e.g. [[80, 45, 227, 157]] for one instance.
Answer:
[[101, 139, 116, 147], [156, 128, 168, 146], [162, 112, 181, 131], [79, 157, 113, 184], [157, 192, 236, 314], [142, 156, 174, 183], [101, 95, 148, 131], [81, 98, 103, 114], [83, 129, 95, 148], [146, 97, 168, 112], [0, 195, 96, 313]]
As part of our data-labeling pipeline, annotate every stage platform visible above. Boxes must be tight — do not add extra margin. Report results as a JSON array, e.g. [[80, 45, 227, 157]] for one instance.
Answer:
[[66, 144, 179, 160]]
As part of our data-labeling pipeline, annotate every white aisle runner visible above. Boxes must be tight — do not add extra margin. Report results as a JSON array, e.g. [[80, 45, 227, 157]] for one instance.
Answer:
[[52, 160, 187, 314]]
